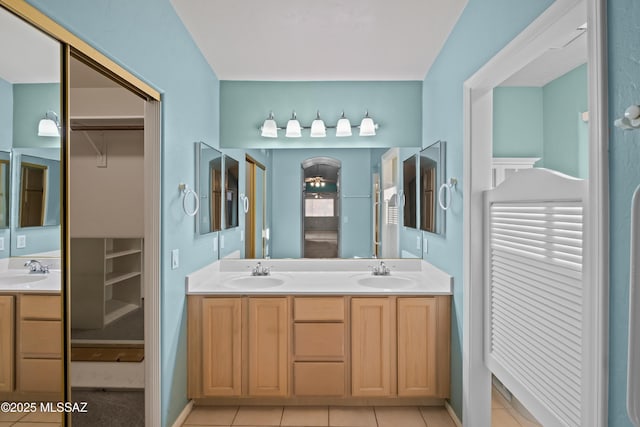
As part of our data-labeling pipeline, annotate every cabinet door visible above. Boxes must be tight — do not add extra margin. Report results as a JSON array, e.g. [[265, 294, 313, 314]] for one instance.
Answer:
[[201, 298, 242, 396], [397, 297, 437, 396], [248, 297, 288, 396], [0, 296, 13, 392], [351, 298, 391, 396]]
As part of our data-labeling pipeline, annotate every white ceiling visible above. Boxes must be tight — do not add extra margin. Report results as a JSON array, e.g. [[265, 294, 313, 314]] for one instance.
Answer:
[[170, 0, 468, 81], [0, 8, 59, 84]]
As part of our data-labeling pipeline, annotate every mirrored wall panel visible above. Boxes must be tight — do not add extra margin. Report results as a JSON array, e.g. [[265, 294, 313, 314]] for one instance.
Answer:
[[403, 154, 417, 229], [196, 142, 222, 235], [0, 4, 63, 405], [224, 155, 239, 229], [420, 140, 446, 235]]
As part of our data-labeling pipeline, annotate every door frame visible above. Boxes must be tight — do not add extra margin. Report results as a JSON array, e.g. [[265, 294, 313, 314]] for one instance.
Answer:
[[462, 0, 608, 425], [245, 155, 266, 258]]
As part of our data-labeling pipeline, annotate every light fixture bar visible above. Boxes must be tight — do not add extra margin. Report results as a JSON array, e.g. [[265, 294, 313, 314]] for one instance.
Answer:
[[258, 110, 378, 138]]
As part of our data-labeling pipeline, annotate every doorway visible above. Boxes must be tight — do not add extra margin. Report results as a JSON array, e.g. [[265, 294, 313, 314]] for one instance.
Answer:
[[68, 54, 156, 427], [380, 148, 399, 258], [301, 157, 340, 258], [245, 156, 266, 259], [462, 0, 607, 425]]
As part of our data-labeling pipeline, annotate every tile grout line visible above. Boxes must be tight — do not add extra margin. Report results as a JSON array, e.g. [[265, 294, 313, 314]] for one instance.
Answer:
[[373, 406, 380, 427], [230, 406, 240, 426]]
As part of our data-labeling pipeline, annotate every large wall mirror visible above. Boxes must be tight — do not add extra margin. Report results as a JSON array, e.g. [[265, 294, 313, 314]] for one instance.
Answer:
[[0, 3, 64, 406], [196, 141, 222, 234], [420, 140, 446, 235]]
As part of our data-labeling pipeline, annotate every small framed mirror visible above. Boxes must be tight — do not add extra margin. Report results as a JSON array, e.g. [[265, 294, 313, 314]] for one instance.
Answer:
[[224, 155, 239, 229], [195, 142, 222, 234], [402, 154, 417, 229], [420, 140, 446, 235]]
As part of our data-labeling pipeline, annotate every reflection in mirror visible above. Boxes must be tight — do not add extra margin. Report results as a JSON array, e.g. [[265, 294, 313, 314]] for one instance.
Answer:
[[420, 141, 446, 235], [403, 154, 417, 228], [224, 155, 239, 229], [0, 4, 63, 408], [0, 151, 9, 229], [196, 142, 222, 234]]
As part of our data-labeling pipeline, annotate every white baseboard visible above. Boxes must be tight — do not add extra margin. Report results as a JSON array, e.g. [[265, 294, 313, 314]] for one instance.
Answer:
[[71, 361, 144, 388], [445, 401, 462, 427], [171, 400, 194, 427]]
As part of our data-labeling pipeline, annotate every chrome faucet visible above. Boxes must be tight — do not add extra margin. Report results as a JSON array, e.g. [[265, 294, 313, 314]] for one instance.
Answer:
[[24, 259, 49, 274], [251, 261, 270, 276], [371, 261, 390, 276]]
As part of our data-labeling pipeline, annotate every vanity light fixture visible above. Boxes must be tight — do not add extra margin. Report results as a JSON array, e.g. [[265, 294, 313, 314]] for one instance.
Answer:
[[615, 105, 640, 130], [260, 111, 278, 138], [335, 111, 352, 137], [258, 110, 378, 138], [285, 111, 302, 138], [359, 110, 377, 136], [310, 111, 326, 138], [309, 176, 326, 188], [37, 110, 60, 137]]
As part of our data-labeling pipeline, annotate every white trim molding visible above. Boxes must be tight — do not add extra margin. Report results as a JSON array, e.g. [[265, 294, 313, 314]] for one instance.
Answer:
[[171, 400, 194, 427], [462, 0, 608, 425]]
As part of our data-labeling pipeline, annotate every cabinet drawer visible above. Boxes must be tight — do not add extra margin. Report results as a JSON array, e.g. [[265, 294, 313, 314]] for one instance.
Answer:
[[20, 295, 61, 320], [294, 323, 344, 359], [293, 362, 345, 396], [19, 358, 62, 393], [20, 320, 62, 357], [294, 297, 344, 321]]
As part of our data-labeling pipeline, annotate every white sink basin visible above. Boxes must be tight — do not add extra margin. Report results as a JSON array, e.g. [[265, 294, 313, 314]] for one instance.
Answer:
[[224, 276, 285, 289], [0, 274, 48, 286], [357, 276, 416, 290]]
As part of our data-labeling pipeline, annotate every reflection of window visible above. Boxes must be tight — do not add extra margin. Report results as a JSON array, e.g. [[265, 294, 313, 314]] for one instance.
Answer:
[[305, 199, 334, 217]]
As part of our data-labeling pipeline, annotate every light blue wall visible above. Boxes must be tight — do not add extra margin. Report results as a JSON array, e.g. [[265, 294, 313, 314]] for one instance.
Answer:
[[421, 0, 554, 418], [23, 1, 221, 425], [0, 78, 12, 151], [492, 87, 544, 158], [220, 81, 422, 149], [12, 83, 61, 148], [270, 149, 373, 258], [542, 63, 588, 178], [607, 0, 640, 425]]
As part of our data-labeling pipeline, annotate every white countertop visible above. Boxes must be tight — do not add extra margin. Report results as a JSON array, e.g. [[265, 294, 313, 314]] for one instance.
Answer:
[[186, 258, 452, 295], [0, 257, 62, 293]]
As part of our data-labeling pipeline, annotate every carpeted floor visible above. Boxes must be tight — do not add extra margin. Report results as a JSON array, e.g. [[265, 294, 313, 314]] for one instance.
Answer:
[[71, 389, 144, 427]]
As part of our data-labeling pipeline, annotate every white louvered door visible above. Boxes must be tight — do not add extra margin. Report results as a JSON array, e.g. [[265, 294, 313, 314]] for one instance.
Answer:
[[484, 168, 587, 426]]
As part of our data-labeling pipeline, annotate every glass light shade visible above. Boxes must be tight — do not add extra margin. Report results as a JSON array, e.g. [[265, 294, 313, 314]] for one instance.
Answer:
[[260, 119, 278, 138], [286, 119, 302, 137], [336, 117, 352, 137], [38, 118, 60, 137], [359, 116, 376, 136], [310, 119, 326, 137]]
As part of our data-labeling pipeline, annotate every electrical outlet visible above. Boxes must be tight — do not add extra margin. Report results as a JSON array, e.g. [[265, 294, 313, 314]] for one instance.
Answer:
[[344, 216, 349, 223], [213, 236, 218, 252], [17, 235, 26, 249], [423, 237, 428, 253], [220, 235, 225, 249], [171, 249, 179, 270], [416, 235, 421, 250], [240, 230, 244, 242], [0, 237, 4, 251]]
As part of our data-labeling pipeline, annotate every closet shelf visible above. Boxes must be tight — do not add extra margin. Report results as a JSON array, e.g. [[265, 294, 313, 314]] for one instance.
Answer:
[[106, 248, 142, 259], [105, 271, 142, 287]]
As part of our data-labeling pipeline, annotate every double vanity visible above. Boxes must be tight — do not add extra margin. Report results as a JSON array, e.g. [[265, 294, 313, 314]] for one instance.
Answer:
[[186, 258, 452, 405]]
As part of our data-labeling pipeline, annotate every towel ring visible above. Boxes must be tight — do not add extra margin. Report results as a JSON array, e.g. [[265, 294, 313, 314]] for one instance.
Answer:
[[240, 194, 249, 214], [438, 178, 458, 211], [179, 183, 199, 217]]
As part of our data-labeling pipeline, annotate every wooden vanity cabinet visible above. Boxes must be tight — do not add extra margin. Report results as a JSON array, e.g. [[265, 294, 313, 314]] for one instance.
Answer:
[[17, 295, 62, 393], [248, 297, 288, 397], [292, 297, 346, 397], [0, 295, 14, 392]]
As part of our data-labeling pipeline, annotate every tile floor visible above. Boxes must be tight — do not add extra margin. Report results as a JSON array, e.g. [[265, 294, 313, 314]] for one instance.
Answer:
[[181, 388, 542, 427], [0, 409, 62, 426]]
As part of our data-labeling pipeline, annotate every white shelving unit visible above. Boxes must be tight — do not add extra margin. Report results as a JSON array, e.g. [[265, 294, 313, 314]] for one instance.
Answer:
[[491, 157, 540, 188], [71, 238, 143, 329]]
